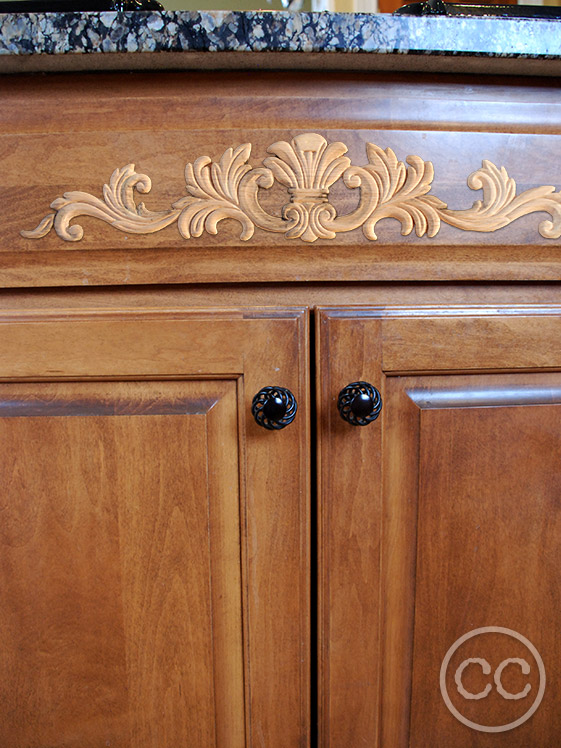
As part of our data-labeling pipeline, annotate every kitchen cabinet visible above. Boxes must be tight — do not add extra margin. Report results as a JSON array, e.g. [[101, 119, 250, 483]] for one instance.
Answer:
[[318, 305, 561, 747], [2, 63, 561, 747], [0, 307, 310, 746]]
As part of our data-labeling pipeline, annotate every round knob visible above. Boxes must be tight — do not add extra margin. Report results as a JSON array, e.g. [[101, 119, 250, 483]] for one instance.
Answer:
[[251, 386, 297, 430], [337, 381, 382, 426]]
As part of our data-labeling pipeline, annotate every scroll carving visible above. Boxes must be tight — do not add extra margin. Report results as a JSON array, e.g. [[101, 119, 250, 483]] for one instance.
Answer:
[[21, 133, 561, 244]]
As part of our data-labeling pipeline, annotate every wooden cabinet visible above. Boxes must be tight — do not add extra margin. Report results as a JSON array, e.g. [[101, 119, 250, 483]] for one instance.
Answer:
[[0, 308, 309, 747], [2, 67, 561, 747], [318, 306, 561, 746]]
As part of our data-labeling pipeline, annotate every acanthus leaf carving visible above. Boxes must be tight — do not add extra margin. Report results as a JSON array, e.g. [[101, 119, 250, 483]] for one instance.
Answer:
[[438, 159, 561, 239], [21, 164, 180, 242], [174, 143, 255, 240], [362, 144, 447, 240], [21, 134, 561, 245]]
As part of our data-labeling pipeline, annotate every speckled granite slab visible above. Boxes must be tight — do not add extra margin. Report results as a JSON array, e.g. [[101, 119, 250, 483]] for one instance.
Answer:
[[1, 10, 561, 74]]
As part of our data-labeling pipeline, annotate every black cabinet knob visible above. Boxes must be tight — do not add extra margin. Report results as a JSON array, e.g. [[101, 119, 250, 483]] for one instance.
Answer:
[[337, 381, 382, 426], [252, 386, 297, 430]]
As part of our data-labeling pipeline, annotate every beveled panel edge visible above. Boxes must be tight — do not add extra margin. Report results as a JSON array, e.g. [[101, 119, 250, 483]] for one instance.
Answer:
[[407, 384, 561, 408], [317, 303, 561, 319]]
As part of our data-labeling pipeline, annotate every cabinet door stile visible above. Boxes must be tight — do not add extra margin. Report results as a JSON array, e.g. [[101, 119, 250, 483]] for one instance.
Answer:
[[316, 311, 384, 748], [241, 309, 311, 748]]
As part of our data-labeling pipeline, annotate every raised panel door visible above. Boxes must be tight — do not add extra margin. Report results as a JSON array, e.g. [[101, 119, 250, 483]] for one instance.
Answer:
[[0, 306, 309, 748], [318, 305, 561, 747]]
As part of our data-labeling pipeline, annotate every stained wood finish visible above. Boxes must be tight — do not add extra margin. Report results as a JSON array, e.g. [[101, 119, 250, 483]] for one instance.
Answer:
[[0, 308, 310, 748], [21, 134, 561, 248], [4, 58, 561, 748], [316, 313, 384, 748], [0, 382, 240, 747], [4, 72, 560, 135], [2, 71, 561, 287], [4, 281, 561, 312], [318, 305, 561, 746]]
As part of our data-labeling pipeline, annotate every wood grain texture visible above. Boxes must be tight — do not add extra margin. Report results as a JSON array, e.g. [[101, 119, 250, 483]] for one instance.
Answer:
[[0, 309, 310, 748], [14, 128, 561, 252], [20, 135, 561, 247], [319, 307, 561, 747], [4, 59, 561, 748], [378, 376, 420, 748], [316, 313, 383, 747], [5, 282, 561, 313], [0, 384, 235, 747], [410, 395, 561, 746], [3, 70, 561, 286], [2, 72, 560, 135]]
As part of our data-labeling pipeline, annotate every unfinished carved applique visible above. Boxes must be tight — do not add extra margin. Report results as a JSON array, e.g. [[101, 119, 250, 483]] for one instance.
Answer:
[[21, 133, 561, 244]]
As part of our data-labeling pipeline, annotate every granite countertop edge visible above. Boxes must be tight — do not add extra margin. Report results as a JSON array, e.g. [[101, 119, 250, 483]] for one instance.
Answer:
[[1, 10, 561, 74]]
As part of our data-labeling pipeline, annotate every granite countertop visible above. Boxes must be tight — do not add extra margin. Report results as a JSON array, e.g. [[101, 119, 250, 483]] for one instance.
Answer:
[[1, 9, 561, 75]]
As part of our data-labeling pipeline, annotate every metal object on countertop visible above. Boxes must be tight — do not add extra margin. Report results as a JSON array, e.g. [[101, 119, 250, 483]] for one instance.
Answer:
[[0, 0, 163, 12], [395, 0, 561, 18]]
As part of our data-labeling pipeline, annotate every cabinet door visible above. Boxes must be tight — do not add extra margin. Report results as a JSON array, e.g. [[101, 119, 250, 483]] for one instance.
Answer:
[[318, 305, 561, 747], [0, 307, 309, 748]]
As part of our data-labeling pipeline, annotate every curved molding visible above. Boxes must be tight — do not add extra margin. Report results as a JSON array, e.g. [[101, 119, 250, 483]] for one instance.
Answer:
[[21, 133, 561, 244]]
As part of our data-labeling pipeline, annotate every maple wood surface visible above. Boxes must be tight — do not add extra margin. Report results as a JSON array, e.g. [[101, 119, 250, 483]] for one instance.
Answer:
[[0, 308, 310, 747], [410, 396, 560, 747], [318, 306, 561, 746], [2, 71, 561, 287], [1, 384, 241, 747], [3, 60, 561, 748], [4, 282, 561, 312]]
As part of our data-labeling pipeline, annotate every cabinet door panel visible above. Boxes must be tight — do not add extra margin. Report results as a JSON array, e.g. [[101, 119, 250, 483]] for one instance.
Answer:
[[410, 386, 561, 747], [0, 309, 309, 748], [318, 307, 561, 748]]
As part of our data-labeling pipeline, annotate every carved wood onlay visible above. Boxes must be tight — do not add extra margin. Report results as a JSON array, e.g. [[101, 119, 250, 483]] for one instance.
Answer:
[[21, 133, 561, 244]]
